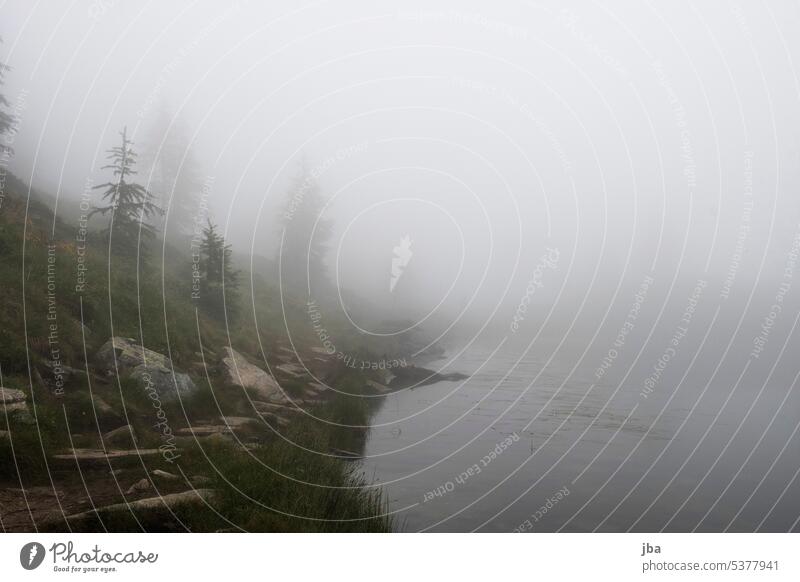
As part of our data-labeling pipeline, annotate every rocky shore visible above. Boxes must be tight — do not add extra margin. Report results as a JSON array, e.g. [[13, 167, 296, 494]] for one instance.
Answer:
[[0, 335, 467, 532]]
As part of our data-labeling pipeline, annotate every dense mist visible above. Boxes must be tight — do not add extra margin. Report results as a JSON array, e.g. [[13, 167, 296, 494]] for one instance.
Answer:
[[2, 0, 800, 352]]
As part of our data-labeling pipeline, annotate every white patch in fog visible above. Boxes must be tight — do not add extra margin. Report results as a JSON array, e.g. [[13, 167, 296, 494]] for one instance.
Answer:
[[390, 235, 413, 292]]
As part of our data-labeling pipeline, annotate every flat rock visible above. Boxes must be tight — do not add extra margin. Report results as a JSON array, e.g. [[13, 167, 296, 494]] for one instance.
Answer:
[[252, 401, 301, 414], [152, 469, 179, 481], [276, 363, 305, 377], [65, 489, 215, 521], [91, 395, 116, 415], [221, 347, 284, 402], [53, 448, 165, 461], [219, 416, 259, 429], [175, 425, 231, 437], [366, 380, 392, 393]]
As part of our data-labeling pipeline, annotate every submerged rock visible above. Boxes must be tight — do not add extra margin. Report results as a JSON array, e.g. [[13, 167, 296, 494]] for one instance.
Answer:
[[388, 366, 469, 389]]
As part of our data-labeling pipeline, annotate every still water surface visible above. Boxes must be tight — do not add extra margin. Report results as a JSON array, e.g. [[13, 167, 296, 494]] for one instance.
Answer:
[[360, 345, 800, 532]]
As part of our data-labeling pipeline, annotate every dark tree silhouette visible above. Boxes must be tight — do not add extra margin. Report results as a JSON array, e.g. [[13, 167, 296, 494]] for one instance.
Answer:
[[279, 161, 333, 296], [198, 219, 239, 320], [91, 127, 162, 254]]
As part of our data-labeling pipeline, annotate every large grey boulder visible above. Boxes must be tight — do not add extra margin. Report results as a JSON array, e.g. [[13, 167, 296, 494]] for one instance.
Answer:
[[96, 337, 196, 401], [130, 364, 196, 401], [96, 337, 171, 371], [221, 347, 284, 402], [0, 387, 33, 424]]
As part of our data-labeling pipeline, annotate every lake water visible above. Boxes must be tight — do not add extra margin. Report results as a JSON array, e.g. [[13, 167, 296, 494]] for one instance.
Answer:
[[360, 343, 800, 532]]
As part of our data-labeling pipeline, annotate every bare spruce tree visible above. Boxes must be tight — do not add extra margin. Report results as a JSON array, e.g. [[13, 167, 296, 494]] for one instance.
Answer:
[[91, 127, 162, 255], [0, 39, 14, 151]]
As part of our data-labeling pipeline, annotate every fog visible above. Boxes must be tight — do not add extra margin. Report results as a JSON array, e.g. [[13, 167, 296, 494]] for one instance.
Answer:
[[3, 0, 800, 347]]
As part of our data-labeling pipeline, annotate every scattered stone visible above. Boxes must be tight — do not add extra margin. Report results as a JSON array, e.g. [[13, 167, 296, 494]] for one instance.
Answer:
[[276, 363, 305, 377], [152, 469, 179, 481], [175, 424, 232, 437], [221, 347, 284, 402], [219, 416, 259, 429], [125, 478, 152, 495], [91, 395, 115, 415], [103, 424, 137, 447], [366, 380, 391, 393], [302, 383, 327, 399], [252, 401, 300, 414]]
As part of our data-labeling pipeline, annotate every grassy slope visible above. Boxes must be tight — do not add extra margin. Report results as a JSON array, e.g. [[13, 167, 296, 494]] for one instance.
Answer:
[[0, 173, 392, 532]]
